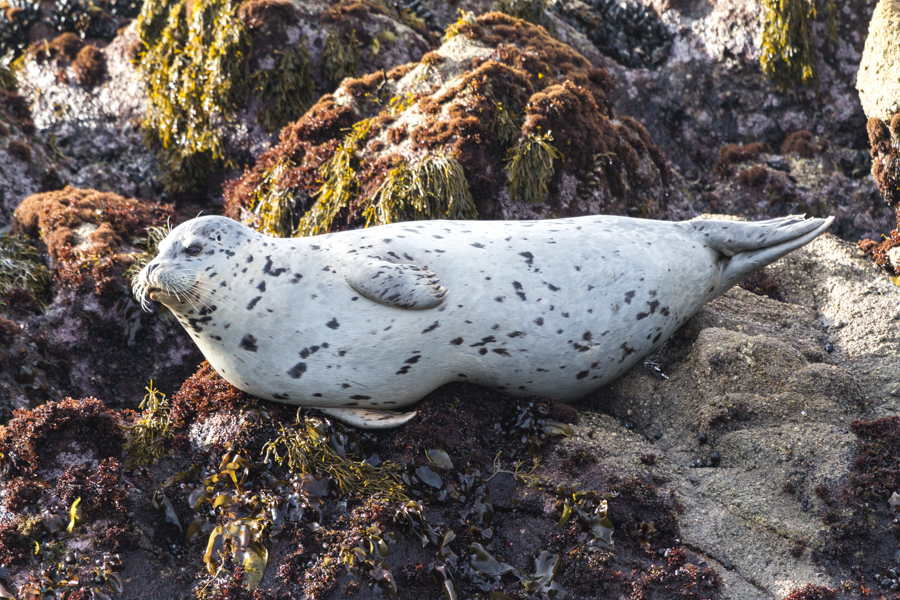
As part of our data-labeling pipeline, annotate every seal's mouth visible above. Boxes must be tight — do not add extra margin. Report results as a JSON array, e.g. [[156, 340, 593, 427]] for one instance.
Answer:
[[147, 287, 169, 301]]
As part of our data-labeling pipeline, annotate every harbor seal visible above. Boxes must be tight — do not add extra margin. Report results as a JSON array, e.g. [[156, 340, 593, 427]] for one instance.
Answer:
[[133, 214, 833, 428]]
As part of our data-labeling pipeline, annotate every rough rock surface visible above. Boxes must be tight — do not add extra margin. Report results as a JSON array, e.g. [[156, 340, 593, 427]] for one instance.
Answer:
[[858, 0, 900, 121]]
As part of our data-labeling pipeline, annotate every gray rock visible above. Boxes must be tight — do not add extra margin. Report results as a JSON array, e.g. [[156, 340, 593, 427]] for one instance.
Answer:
[[858, 0, 900, 121]]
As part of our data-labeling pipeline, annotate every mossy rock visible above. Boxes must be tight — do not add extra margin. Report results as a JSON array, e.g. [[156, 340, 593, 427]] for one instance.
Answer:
[[225, 12, 674, 236]]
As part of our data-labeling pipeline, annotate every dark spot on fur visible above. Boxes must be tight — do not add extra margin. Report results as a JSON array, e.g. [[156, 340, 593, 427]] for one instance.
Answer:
[[625, 291, 635, 304], [576, 370, 589, 379], [519, 251, 534, 266], [471, 242, 485, 249], [422, 321, 439, 333], [534, 317, 544, 326], [257, 281, 266, 292], [478, 348, 488, 355], [240, 334, 258, 352], [326, 318, 340, 329], [287, 362, 307, 379], [492, 348, 510, 356], [247, 296, 262, 310], [351, 395, 371, 400], [507, 331, 524, 338], [263, 255, 288, 277], [450, 337, 464, 345]]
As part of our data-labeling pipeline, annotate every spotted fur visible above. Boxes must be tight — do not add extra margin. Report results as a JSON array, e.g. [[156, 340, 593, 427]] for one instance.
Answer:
[[133, 214, 833, 428]]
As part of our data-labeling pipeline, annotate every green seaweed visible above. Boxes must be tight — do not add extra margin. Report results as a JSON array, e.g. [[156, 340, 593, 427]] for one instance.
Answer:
[[0, 233, 51, 304], [443, 10, 477, 42], [321, 29, 361, 91], [505, 130, 564, 203], [490, 102, 521, 147], [760, 0, 838, 90], [294, 118, 372, 237], [262, 415, 407, 501], [254, 44, 316, 132], [136, 0, 251, 192], [363, 153, 477, 226], [122, 382, 174, 467], [248, 157, 298, 237]]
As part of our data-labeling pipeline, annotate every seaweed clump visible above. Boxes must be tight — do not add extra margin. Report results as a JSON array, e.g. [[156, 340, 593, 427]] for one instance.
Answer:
[[363, 153, 477, 225], [295, 118, 372, 236], [72, 44, 107, 87], [0, 233, 51, 305], [122, 382, 174, 466], [264, 415, 407, 501], [505, 130, 563, 204], [760, 0, 837, 89], [0, 396, 122, 476], [11, 186, 174, 298], [135, 0, 252, 192], [321, 29, 361, 91], [858, 116, 900, 277]]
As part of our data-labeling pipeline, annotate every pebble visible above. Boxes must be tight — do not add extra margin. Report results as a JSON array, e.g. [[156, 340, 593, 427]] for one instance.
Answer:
[[697, 432, 708, 445], [625, 421, 635, 430]]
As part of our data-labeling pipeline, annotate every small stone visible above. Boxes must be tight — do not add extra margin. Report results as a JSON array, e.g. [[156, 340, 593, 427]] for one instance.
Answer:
[[824, 343, 834, 353], [709, 451, 721, 466], [697, 432, 708, 444], [624, 421, 635, 430], [654, 432, 662, 439]]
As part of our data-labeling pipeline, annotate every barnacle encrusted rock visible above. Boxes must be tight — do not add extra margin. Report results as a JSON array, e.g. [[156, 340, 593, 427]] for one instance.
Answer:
[[225, 12, 673, 235]]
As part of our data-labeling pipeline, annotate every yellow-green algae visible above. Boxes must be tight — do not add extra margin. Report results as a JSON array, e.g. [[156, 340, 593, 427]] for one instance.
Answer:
[[490, 101, 521, 147], [0, 233, 51, 303], [505, 129, 564, 203], [363, 153, 477, 226], [294, 118, 372, 237], [254, 45, 316, 132], [136, 0, 251, 192], [321, 29, 361, 91], [248, 156, 297, 237], [760, 0, 837, 89], [122, 381, 174, 467], [262, 415, 407, 501]]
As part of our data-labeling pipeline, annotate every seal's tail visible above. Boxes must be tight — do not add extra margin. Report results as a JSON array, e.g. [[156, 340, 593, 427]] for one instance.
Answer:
[[691, 215, 834, 298]]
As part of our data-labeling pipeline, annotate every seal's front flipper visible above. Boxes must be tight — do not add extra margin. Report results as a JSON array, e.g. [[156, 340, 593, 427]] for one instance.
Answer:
[[319, 407, 418, 429], [342, 257, 447, 309]]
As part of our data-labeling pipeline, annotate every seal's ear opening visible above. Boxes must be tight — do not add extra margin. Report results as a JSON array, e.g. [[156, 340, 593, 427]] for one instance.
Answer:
[[216, 234, 222, 242]]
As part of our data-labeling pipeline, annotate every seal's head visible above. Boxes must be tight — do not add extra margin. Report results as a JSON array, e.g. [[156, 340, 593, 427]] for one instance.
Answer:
[[132, 216, 255, 312]]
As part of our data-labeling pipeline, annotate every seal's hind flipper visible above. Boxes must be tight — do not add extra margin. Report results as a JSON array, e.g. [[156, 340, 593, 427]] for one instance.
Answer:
[[319, 407, 418, 429], [342, 256, 447, 309], [692, 215, 834, 297]]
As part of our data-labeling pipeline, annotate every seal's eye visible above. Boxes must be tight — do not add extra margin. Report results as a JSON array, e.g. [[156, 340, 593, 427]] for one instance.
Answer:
[[184, 244, 203, 257]]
